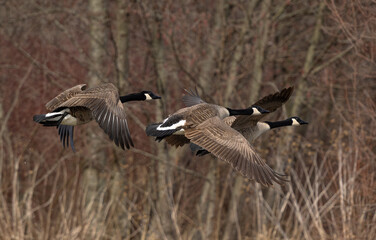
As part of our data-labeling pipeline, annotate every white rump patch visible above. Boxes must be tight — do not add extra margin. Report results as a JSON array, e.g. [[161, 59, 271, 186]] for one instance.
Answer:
[[46, 109, 71, 118], [145, 93, 152, 100], [157, 119, 186, 131], [45, 110, 71, 121], [292, 118, 299, 126], [46, 111, 63, 118]]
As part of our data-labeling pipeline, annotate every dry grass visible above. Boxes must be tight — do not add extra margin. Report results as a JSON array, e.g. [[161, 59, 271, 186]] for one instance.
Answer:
[[1, 94, 374, 239]]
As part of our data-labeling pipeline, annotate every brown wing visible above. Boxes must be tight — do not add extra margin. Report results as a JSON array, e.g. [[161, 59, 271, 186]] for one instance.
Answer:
[[184, 117, 287, 186], [231, 86, 294, 129], [182, 88, 206, 107], [164, 135, 191, 147], [223, 116, 236, 126], [183, 103, 224, 126], [46, 84, 87, 111], [160, 104, 230, 148], [51, 83, 133, 150]]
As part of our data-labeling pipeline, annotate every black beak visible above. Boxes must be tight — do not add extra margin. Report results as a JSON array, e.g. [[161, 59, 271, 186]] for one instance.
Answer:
[[153, 94, 162, 99], [300, 120, 309, 125]]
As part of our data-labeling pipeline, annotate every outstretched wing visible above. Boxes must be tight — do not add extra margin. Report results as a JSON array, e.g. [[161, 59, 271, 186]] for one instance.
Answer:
[[46, 84, 87, 111], [184, 117, 287, 186], [182, 87, 206, 107], [58, 125, 75, 152], [52, 83, 134, 150], [231, 87, 294, 129]]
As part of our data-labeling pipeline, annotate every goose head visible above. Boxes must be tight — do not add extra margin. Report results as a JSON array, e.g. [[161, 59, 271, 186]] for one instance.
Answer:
[[290, 117, 308, 126], [142, 91, 162, 100], [252, 105, 270, 115]]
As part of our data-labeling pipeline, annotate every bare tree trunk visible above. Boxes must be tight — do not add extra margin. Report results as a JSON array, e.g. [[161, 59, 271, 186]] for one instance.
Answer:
[[148, 4, 177, 239], [88, 0, 107, 85], [192, 156, 217, 240], [249, 0, 271, 104], [192, 2, 227, 238], [291, 1, 325, 117], [198, 0, 225, 91], [103, 1, 132, 237], [224, 0, 258, 104], [266, 0, 326, 216], [275, 0, 325, 172], [84, 0, 107, 208], [115, 0, 130, 90], [222, 176, 243, 240], [0, 93, 3, 126], [223, 1, 270, 239]]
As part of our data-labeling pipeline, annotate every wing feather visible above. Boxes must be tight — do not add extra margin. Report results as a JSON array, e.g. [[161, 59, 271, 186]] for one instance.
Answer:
[[184, 117, 287, 186], [50, 83, 133, 149], [182, 87, 206, 107], [231, 87, 294, 129], [46, 84, 87, 111]]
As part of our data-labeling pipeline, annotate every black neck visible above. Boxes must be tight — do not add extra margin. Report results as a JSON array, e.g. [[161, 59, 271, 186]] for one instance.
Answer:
[[227, 108, 252, 116], [265, 119, 292, 129], [120, 93, 145, 102]]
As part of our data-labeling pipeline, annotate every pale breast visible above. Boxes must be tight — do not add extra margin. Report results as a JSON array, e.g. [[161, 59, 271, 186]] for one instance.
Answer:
[[215, 106, 230, 119], [70, 107, 93, 124]]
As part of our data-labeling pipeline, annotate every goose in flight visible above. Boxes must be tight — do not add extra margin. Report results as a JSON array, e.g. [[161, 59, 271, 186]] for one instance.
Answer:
[[33, 83, 161, 151], [182, 87, 308, 156], [146, 96, 289, 186]]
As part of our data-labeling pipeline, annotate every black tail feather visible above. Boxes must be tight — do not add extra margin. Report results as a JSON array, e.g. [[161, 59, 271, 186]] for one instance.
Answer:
[[155, 136, 165, 142], [33, 114, 46, 123], [189, 143, 210, 156], [33, 112, 68, 127], [57, 125, 75, 152], [196, 149, 210, 157], [190, 143, 203, 153]]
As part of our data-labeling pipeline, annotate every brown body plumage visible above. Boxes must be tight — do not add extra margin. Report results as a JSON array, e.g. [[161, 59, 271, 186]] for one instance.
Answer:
[[184, 117, 287, 186], [146, 93, 287, 186], [165, 87, 294, 147], [153, 86, 308, 186], [34, 83, 161, 151]]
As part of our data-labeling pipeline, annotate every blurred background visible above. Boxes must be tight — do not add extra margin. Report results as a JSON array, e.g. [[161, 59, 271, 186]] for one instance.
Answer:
[[0, 0, 375, 239]]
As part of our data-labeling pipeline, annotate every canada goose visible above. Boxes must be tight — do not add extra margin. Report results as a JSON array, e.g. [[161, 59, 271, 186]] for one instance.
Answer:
[[181, 87, 308, 156], [162, 87, 292, 147], [33, 83, 161, 151], [145, 103, 269, 140], [180, 87, 308, 156], [145, 96, 289, 186], [195, 116, 308, 156]]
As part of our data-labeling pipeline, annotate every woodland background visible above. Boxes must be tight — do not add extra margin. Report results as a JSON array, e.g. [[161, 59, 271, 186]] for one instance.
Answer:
[[0, 0, 375, 239]]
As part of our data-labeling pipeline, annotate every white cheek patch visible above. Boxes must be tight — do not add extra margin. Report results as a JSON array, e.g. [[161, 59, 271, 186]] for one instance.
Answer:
[[292, 118, 299, 126], [252, 107, 261, 115], [145, 93, 152, 100], [156, 119, 186, 131]]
